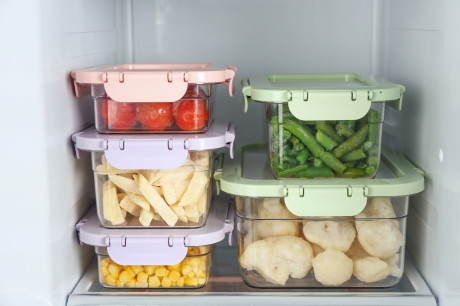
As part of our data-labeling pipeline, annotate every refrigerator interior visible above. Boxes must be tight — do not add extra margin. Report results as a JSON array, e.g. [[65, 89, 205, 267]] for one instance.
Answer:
[[1, 0, 459, 305]]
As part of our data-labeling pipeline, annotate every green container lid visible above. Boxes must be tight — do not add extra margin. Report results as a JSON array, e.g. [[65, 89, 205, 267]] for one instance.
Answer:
[[241, 74, 405, 120], [214, 144, 424, 217]]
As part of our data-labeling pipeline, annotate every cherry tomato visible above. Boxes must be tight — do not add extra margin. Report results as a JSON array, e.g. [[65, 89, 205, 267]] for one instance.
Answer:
[[173, 99, 209, 131], [136, 102, 173, 130], [101, 98, 137, 130]]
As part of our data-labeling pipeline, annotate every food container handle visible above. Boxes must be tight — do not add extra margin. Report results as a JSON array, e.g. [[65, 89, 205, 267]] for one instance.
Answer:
[[222, 66, 237, 97], [213, 153, 225, 195], [224, 197, 236, 247], [241, 78, 252, 113], [225, 122, 236, 159]]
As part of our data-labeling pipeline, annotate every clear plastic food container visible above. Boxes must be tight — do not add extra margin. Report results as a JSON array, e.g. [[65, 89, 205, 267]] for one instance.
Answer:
[[92, 150, 213, 228], [236, 197, 407, 288], [241, 74, 405, 179], [96, 246, 212, 289], [71, 64, 236, 133]]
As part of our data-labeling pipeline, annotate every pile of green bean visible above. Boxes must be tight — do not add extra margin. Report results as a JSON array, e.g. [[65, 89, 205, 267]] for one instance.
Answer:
[[270, 109, 380, 178]]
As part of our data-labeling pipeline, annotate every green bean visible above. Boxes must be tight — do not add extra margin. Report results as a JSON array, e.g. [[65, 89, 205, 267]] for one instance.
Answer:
[[316, 122, 345, 144], [319, 151, 347, 173], [282, 154, 297, 166], [334, 125, 369, 158], [296, 149, 310, 164], [336, 124, 355, 138], [340, 149, 367, 162], [316, 130, 339, 151], [356, 161, 368, 169], [283, 119, 325, 157], [313, 158, 324, 168], [282, 129, 292, 140], [293, 142, 305, 153], [345, 161, 357, 168], [277, 164, 309, 178], [295, 167, 334, 179], [289, 136, 300, 145], [367, 109, 379, 143], [335, 168, 365, 178]]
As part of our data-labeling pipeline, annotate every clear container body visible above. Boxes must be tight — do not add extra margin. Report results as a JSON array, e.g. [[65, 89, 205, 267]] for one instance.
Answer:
[[96, 246, 212, 289], [265, 103, 385, 179], [92, 151, 213, 228], [236, 196, 407, 288], [92, 84, 215, 133]]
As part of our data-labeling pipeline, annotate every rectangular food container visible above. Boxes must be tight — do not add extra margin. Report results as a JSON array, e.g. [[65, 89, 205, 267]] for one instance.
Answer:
[[241, 74, 405, 179], [71, 64, 237, 133], [72, 120, 236, 228], [237, 196, 407, 288], [76, 195, 235, 290], [97, 245, 212, 289], [214, 144, 425, 288]]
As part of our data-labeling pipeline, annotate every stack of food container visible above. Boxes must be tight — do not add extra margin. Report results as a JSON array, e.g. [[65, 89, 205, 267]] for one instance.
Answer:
[[71, 63, 237, 288], [214, 73, 426, 288]]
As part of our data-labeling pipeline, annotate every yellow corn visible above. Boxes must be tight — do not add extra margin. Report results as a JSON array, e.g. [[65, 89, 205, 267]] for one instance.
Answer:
[[167, 263, 181, 271], [144, 265, 156, 275], [161, 277, 172, 288], [108, 263, 120, 278], [181, 264, 192, 276], [184, 277, 198, 287], [176, 277, 185, 287], [105, 275, 116, 286], [119, 270, 135, 283], [196, 270, 206, 278], [187, 271, 195, 278], [137, 272, 149, 283], [116, 280, 124, 287], [100, 267, 109, 278], [100, 258, 112, 268], [125, 280, 136, 287], [136, 282, 148, 288], [155, 266, 167, 277], [169, 270, 181, 282], [198, 277, 206, 286], [131, 265, 143, 275], [148, 276, 161, 288]]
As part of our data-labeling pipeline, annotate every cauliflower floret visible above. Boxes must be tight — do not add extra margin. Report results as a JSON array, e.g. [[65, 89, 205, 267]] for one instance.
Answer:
[[312, 248, 353, 286], [355, 198, 398, 230], [240, 236, 313, 286], [311, 243, 325, 257], [353, 256, 389, 283], [357, 220, 403, 259], [346, 238, 369, 261], [255, 198, 300, 239], [303, 221, 356, 252], [384, 253, 403, 278]]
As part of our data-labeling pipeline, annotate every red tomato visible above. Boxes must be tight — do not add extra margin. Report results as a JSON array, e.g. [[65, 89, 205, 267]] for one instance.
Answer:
[[136, 102, 173, 130], [173, 99, 209, 131], [101, 98, 137, 130]]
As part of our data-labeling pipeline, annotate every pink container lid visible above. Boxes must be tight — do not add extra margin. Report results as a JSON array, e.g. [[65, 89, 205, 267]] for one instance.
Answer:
[[71, 63, 237, 102]]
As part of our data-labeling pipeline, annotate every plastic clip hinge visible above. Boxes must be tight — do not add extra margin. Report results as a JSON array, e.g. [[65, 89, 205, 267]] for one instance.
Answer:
[[224, 198, 236, 246], [225, 122, 236, 159]]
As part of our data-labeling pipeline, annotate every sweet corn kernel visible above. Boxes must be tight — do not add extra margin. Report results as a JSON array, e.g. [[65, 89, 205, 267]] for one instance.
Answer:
[[125, 280, 136, 287], [124, 267, 135, 275], [148, 276, 161, 288], [131, 265, 144, 275], [155, 266, 167, 277], [164, 269, 170, 278], [196, 270, 206, 278], [167, 263, 181, 271], [187, 271, 195, 278], [171, 281, 177, 287], [181, 264, 192, 276], [136, 282, 148, 288], [100, 267, 109, 278], [136, 272, 148, 283], [116, 280, 124, 287], [108, 263, 121, 275], [169, 270, 181, 282], [144, 265, 156, 275], [105, 275, 117, 286], [100, 258, 112, 268], [176, 277, 185, 287], [184, 277, 198, 287], [161, 277, 172, 288], [197, 277, 206, 286], [188, 258, 200, 273], [119, 270, 135, 283]]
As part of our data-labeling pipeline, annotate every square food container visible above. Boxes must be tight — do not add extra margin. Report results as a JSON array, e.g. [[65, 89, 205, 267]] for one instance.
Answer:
[[72, 120, 236, 228], [71, 64, 237, 133], [97, 245, 212, 288], [241, 74, 405, 179], [76, 194, 235, 289], [214, 144, 425, 288], [237, 196, 407, 288]]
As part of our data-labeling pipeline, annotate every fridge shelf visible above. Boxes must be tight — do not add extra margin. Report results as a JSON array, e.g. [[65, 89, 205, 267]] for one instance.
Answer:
[[68, 194, 435, 305]]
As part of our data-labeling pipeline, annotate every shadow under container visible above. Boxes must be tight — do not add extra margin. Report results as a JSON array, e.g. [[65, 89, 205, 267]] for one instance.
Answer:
[[97, 246, 212, 289], [71, 63, 237, 133], [241, 74, 405, 179], [214, 143, 425, 288]]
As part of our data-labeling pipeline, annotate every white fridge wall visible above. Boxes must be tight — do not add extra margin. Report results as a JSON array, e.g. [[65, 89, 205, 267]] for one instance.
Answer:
[[378, 1, 460, 305], [0, 0, 130, 305], [132, 0, 375, 144]]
